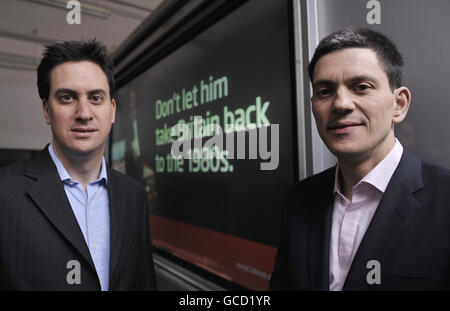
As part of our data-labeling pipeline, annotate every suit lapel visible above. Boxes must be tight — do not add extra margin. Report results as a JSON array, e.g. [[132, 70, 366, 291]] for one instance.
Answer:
[[308, 168, 335, 290], [107, 168, 125, 286], [25, 149, 96, 271], [343, 150, 424, 290]]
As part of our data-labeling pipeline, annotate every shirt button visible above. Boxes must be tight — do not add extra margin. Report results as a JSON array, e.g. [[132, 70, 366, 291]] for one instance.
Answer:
[[93, 243, 98, 249]]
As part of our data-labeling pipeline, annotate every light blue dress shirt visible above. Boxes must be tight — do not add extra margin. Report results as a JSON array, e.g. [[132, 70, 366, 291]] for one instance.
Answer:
[[48, 143, 110, 291]]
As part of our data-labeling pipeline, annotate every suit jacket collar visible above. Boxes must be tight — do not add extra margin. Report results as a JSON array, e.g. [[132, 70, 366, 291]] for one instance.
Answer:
[[308, 167, 335, 290], [23, 145, 125, 288], [308, 149, 424, 290], [343, 148, 424, 290], [105, 166, 125, 287], [24, 146, 97, 272]]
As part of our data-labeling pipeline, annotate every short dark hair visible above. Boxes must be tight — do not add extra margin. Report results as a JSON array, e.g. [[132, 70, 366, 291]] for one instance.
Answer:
[[308, 27, 404, 89], [37, 39, 115, 101]]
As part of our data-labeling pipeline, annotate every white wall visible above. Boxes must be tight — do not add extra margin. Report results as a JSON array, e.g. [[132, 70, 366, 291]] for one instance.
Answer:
[[0, 0, 164, 150], [0, 67, 51, 149]]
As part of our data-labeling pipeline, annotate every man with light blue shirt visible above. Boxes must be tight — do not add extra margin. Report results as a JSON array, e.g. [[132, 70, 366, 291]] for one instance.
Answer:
[[0, 40, 156, 290], [270, 27, 450, 291], [48, 143, 111, 290]]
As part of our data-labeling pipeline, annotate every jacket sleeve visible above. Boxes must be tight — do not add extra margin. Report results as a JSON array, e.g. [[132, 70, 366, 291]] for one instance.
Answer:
[[139, 189, 157, 290], [269, 188, 290, 290]]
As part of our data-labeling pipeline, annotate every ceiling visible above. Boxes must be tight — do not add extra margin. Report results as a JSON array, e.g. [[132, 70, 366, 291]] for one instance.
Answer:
[[0, 0, 166, 71]]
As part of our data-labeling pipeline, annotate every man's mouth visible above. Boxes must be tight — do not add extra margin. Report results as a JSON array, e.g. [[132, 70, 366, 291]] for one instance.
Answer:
[[328, 121, 363, 133], [71, 127, 98, 137]]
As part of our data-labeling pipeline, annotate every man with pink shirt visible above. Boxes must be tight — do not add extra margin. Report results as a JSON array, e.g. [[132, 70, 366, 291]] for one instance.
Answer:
[[270, 27, 450, 290]]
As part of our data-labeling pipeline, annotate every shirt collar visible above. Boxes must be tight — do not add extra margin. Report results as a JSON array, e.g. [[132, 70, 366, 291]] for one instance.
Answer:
[[334, 138, 403, 195], [48, 143, 108, 186]]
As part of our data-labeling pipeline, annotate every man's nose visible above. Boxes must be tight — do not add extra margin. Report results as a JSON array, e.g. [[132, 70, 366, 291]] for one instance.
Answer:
[[75, 97, 93, 121], [332, 87, 355, 113]]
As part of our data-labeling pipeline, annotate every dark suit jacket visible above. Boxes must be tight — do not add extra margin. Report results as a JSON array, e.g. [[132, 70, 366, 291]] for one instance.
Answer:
[[0, 147, 156, 290], [270, 149, 450, 291]]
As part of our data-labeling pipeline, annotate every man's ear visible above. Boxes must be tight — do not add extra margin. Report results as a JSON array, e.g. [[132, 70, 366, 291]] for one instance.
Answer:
[[111, 98, 116, 124], [43, 99, 51, 124], [392, 86, 411, 124]]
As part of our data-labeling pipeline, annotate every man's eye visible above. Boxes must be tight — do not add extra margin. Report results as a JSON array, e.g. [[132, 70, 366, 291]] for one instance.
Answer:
[[316, 88, 332, 97], [60, 95, 74, 102], [91, 95, 103, 103], [354, 84, 370, 92]]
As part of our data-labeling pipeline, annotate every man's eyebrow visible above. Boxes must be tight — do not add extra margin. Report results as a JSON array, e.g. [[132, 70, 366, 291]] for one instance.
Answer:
[[54, 88, 77, 97], [54, 88, 107, 97], [88, 89, 107, 95], [312, 80, 335, 89], [313, 75, 378, 89], [345, 75, 378, 85]]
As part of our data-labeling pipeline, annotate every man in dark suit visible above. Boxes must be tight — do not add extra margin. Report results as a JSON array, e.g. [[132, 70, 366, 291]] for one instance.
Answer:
[[270, 27, 450, 291], [0, 40, 156, 290]]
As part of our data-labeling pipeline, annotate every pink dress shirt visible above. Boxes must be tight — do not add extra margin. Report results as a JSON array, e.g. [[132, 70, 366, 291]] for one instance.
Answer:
[[329, 139, 403, 291]]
